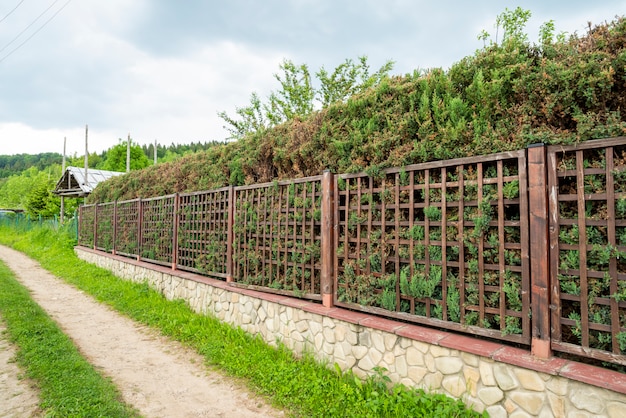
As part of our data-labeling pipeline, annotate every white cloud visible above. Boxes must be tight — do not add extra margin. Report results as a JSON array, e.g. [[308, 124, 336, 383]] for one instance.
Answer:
[[104, 40, 286, 145], [0, 122, 118, 156], [0, 0, 624, 156]]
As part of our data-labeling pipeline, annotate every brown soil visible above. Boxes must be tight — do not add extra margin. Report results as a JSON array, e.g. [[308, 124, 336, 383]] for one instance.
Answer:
[[0, 245, 284, 418]]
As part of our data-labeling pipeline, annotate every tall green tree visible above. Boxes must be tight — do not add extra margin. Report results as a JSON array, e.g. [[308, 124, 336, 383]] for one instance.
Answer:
[[25, 179, 56, 217], [100, 140, 150, 172], [0, 167, 46, 209], [218, 92, 268, 139], [317, 56, 395, 107], [219, 56, 394, 140], [266, 60, 315, 125], [67, 152, 104, 169]]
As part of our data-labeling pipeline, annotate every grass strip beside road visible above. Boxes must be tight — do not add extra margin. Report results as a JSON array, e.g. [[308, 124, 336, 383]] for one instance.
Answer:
[[0, 224, 486, 418], [0, 261, 139, 417]]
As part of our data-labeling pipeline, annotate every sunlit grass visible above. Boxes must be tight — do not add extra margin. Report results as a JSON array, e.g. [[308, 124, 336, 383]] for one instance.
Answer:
[[0, 223, 485, 417], [0, 260, 139, 417]]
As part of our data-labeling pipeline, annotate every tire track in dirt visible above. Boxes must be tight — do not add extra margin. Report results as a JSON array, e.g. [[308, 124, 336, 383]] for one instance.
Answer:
[[0, 321, 41, 418]]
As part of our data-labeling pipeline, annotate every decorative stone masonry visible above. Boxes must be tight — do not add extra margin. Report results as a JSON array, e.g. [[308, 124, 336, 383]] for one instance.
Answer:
[[76, 247, 626, 417]]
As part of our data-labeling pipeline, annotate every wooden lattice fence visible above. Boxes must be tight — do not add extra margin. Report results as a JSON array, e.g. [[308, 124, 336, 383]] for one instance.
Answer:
[[139, 195, 176, 266], [232, 176, 324, 299], [78, 204, 95, 248], [76, 137, 626, 367], [334, 151, 530, 343], [548, 138, 626, 365], [115, 199, 140, 258], [95, 202, 115, 253], [177, 188, 231, 278]]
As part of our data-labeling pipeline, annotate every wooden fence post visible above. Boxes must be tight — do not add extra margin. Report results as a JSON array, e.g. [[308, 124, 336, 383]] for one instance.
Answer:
[[321, 170, 335, 308], [172, 193, 179, 270], [137, 198, 142, 261], [77, 205, 82, 245], [93, 204, 98, 251], [527, 144, 552, 359], [226, 186, 235, 283], [112, 201, 118, 255]]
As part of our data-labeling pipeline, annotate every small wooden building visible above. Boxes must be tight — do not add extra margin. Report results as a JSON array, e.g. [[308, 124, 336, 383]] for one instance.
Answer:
[[53, 166, 124, 198]]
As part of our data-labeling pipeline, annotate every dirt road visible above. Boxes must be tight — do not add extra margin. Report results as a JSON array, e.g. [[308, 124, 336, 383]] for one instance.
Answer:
[[0, 322, 40, 418], [0, 245, 283, 418]]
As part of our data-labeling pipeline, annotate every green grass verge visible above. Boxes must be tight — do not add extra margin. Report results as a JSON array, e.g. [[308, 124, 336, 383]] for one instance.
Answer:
[[0, 260, 139, 417], [0, 223, 486, 417]]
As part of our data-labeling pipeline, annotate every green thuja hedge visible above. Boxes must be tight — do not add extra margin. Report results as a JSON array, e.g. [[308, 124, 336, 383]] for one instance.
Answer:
[[89, 15, 626, 203]]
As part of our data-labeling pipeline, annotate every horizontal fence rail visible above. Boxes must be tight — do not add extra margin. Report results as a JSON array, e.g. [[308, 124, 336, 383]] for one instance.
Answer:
[[76, 136, 626, 367]]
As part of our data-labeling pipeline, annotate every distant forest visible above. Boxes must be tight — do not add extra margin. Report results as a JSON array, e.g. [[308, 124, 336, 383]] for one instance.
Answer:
[[0, 141, 221, 179], [0, 153, 62, 178], [140, 141, 224, 161]]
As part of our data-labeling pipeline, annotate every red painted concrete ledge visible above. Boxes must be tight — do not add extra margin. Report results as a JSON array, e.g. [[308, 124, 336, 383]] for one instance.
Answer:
[[77, 247, 626, 396]]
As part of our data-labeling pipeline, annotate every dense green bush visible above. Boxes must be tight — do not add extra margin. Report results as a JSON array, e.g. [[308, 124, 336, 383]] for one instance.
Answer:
[[89, 15, 626, 203]]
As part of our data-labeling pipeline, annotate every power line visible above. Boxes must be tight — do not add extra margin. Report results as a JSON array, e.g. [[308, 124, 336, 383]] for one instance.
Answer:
[[0, 0, 73, 63], [0, 0, 62, 54], [0, 0, 26, 25]]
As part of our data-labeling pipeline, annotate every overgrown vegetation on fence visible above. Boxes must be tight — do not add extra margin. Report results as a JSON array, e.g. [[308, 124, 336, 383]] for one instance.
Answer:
[[79, 137, 626, 370], [78, 10, 626, 371], [88, 16, 626, 203], [549, 138, 626, 364], [233, 178, 324, 297], [334, 151, 529, 344]]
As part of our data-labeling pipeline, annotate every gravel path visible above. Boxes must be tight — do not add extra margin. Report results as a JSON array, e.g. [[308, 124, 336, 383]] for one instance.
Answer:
[[0, 245, 283, 418]]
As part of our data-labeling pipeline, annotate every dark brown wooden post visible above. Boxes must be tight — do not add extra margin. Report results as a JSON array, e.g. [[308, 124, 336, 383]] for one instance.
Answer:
[[172, 193, 180, 270], [77, 205, 82, 245], [137, 198, 143, 261], [527, 144, 552, 359], [93, 204, 98, 251], [321, 170, 335, 308], [112, 201, 118, 255], [226, 186, 235, 283]]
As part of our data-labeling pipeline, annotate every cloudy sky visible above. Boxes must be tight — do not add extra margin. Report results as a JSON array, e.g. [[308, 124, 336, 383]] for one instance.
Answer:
[[0, 0, 623, 157]]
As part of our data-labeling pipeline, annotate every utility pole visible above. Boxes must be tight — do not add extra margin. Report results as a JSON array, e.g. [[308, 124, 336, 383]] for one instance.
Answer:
[[60, 137, 66, 223], [154, 139, 157, 165], [126, 133, 131, 173], [84, 125, 89, 190]]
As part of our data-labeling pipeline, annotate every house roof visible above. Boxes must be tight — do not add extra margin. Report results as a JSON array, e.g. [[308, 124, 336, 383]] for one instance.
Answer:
[[53, 166, 124, 197]]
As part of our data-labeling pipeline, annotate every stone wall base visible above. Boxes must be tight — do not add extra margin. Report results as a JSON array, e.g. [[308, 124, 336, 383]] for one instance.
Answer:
[[76, 247, 626, 417]]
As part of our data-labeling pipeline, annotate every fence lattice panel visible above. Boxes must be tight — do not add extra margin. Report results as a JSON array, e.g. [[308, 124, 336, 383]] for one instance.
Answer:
[[78, 204, 96, 247], [177, 188, 230, 278], [548, 137, 626, 364], [232, 177, 323, 299], [139, 195, 175, 266], [115, 199, 140, 257], [95, 202, 115, 252], [335, 151, 531, 343]]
